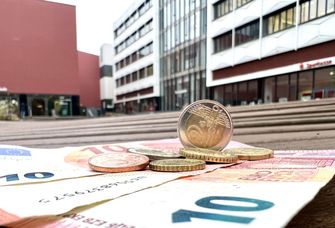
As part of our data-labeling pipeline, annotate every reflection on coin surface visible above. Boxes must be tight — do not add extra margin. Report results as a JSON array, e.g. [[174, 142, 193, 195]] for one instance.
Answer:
[[178, 100, 233, 151], [149, 159, 206, 172], [88, 152, 149, 173], [224, 147, 274, 161], [180, 148, 238, 163], [128, 148, 181, 160]]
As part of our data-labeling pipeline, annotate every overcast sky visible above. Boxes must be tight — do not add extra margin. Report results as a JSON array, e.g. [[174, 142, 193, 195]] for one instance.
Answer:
[[47, 0, 134, 55]]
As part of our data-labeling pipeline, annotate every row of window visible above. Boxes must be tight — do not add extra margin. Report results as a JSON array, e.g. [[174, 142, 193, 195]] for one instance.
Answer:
[[213, 0, 335, 53], [213, 66, 335, 106], [160, 40, 206, 76], [300, 0, 335, 23], [213, 0, 253, 19], [160, 0, 207, 29], [214, 0, 334, 21], [116, 64, 154, 87], [114, 0, 152, 38], [160, 7, 207, 53], [160, 71, 208, 111], [115, 19, 153, 54], [115, 42, 153, 71]]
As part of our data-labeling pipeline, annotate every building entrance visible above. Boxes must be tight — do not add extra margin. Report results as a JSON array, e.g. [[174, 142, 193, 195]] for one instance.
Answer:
[[32, 98, 46, 116]]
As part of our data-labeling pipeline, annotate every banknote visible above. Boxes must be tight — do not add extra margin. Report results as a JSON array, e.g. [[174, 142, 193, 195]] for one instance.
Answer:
[[0, 139, 248, 186], [4, 163, 335, 228], [2, 140, 334, 227]]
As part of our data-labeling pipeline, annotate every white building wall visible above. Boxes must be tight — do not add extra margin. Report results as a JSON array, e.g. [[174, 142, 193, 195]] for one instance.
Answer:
[[99, 44, 114, 102], [99, 43, 114, 67], [113, 0, 159, 104], [100, 77, 114, 100], [298, 14, 335, 48]]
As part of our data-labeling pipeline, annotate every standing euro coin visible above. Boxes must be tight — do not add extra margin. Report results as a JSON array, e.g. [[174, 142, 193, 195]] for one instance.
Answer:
[[178, 100, 233, 151]]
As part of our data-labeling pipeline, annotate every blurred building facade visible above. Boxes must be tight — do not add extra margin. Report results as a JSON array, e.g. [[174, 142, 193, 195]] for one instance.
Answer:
[[106, 0, 335, 113], [100, 44, 114, 114], [0, 0, 100, 117], [111, 0, 160, 114], [159, 0, 208, 111], [208, 0, 335, 106]]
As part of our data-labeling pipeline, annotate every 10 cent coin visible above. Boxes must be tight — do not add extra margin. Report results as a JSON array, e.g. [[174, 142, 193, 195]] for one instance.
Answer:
[[149, 159, 206, 172], [180, 148, 238, 163], [88, 152, 149, 173], [224, 147, 274, 161]]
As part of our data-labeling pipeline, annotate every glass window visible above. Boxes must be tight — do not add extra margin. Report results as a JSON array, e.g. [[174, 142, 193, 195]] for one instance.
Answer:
[[238, 82, 248, 105], [286, 7, 295, 27], [195, 10, 200, 38], [236, 0, 253, 8], [139, 3, 146, 15], [224, 84, 232, 105], [176, 0, 180, 19], [318, 0, 327, 16], [235, 20, 259, 46], [213, 0, 233, 19], [300, 1, 309, 23], [264, 77, 275, 103], [126, 74, 131, 84], [190, 14, 195, 40], [132, 72, 138, 82], [327, 0, 335, 13], [280, 10, 287, 30], [190, 73, 195, 102], [299, 0, 333, 24], [310, 0, 317, 19], [132, 52, 138, 62], [201, 71, 207, 99], [175, 23, 180, 45], [314, 67, 335, 98], [147, 65, 154, 76], [276, 75, 289, 102], [200, 7, 207, 35], [185, 0, 189, 14], [289, 73, 298, 101], [298, 71, 313, 100], [195, 73, 201, 100], [190, 0, 196, 11], [263, 5, 295, 36], [248, 80, 258, 102], [139, 68, 146, 79], [125, 56, 131, 65], [184, 17, 190, 41], [213, 31, 232, 53], [200, 39, 206, 68]]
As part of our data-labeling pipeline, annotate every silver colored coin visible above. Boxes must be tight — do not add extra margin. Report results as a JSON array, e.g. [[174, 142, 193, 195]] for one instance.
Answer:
[[178, 99, 233, 151]]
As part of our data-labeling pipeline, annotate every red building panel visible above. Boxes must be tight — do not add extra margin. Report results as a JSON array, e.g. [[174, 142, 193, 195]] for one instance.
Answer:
[[0, 0, 79, 95], [78, 51, 100, 108]]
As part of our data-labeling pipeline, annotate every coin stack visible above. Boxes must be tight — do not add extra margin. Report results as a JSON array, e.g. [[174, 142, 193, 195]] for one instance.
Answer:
[[88, 99, 273, 173], [148, 99, 238, 172]]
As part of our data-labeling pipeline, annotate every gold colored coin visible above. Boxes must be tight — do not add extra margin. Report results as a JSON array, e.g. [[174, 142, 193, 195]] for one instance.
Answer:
[[178, 100, 233, 151], [223, 147, 274, 161], [149, 159, 206, 172], [180, 148, 238, 163], [128, 148, 181, 160]]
